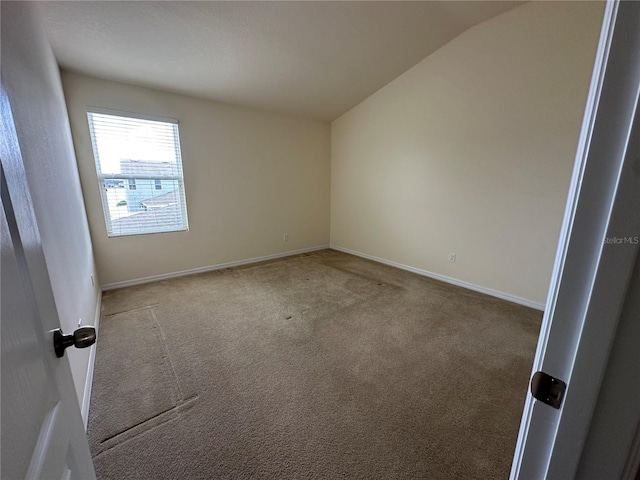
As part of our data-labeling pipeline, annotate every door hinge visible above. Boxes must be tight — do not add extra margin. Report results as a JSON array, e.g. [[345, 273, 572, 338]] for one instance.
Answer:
[[530, 371, 567, 409]]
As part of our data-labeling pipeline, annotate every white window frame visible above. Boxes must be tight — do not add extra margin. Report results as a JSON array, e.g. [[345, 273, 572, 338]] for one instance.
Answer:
[[87, 108, 189, 237]]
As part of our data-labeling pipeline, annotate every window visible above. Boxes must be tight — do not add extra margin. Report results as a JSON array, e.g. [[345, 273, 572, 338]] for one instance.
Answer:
[[87, 110, 189, 237]]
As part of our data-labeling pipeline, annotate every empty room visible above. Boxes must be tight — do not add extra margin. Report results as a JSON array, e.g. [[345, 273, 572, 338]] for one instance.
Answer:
[[3, 1, 640, 479]]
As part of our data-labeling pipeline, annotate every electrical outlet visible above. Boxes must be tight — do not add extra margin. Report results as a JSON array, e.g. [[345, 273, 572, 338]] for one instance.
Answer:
[[449, 253, 457, 263], [283, 233, 289, 242]]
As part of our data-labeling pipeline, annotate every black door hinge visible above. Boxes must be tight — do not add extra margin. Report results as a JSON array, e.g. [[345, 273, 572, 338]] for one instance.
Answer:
[[530, 371, 567, 409]]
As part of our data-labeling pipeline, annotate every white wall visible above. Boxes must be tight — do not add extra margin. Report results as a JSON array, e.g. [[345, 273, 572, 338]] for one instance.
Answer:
[[330, 1, 604, 306], [62, 72, 331, 287], [1, 2, 101, 410]]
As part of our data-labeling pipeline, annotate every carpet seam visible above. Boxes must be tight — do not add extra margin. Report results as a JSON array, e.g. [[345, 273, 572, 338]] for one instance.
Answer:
[[95, 395, 199, 458], [103, 303, 160, 317], [99, 395, 199, 445], [150, 306, 186, 402]]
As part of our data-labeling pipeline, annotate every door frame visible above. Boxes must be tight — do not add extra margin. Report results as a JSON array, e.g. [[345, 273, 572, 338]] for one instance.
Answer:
[[510, 0, 640, 477]]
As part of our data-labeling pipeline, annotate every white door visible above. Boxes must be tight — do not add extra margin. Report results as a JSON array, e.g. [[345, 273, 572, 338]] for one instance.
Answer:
[[511, 1, 640, 478], [1, 84, 96, 479]]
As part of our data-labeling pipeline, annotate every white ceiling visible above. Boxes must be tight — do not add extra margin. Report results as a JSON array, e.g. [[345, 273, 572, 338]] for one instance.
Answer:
[[39, 1, 522, 121]]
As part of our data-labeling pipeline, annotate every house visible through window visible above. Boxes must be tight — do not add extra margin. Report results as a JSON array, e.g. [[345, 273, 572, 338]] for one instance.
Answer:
[[87, 110, 189, 237]]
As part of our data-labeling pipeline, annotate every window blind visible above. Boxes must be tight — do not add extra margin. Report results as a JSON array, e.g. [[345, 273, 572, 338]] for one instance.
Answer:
[[87, 111, 189, 237]]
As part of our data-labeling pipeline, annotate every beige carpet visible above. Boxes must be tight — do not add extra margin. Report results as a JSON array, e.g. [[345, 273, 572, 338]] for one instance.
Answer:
[[88, 249, 541, 479]]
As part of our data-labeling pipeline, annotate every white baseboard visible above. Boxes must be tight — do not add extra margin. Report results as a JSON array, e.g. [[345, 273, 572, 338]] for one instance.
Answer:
[[330, 244, 545, 311], [81, 292, 102, 430], [102, 245, 330, 291]]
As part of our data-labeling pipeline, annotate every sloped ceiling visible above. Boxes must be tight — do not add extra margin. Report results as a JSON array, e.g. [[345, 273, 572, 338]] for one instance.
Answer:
[[39, 1, 522, 121]]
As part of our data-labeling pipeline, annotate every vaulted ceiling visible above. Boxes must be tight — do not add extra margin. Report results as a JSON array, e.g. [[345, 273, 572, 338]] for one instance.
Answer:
[[39, 1, 522, 121]]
